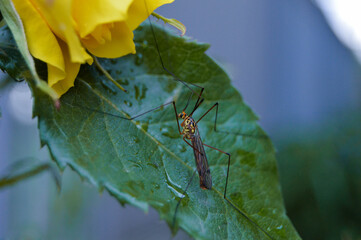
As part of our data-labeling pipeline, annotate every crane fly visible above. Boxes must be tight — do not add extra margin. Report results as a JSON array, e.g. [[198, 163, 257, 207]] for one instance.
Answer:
[[60, 1, 273, 239], [169, 90, 234, 227], [137, 4, 237, 227]]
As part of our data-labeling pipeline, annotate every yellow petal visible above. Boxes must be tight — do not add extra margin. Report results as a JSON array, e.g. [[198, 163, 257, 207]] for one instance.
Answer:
[[88, 23, 112, 45], [72, 0, 134, 38], [32, 0, 92, 64], [49, 39, 81, 96], [82, 22, 135, 58], [12, 0, 64, 73], [127, 0, 174, 31], [101, 24, 113, 42]]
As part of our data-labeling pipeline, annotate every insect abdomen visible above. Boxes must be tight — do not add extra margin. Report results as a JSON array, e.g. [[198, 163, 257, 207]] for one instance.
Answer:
[[191, 136, 212, 190], [200, 170, 212, 190]]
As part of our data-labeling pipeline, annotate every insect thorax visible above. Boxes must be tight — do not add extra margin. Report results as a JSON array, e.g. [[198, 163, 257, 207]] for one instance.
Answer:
[[181, 116, 196, 139]]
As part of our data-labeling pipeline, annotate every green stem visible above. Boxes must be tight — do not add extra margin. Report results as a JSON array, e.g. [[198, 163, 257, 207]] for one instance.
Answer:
[[0, 163, 61, 190], [92, 55, 127, 93], [0, 19, 6, 28]]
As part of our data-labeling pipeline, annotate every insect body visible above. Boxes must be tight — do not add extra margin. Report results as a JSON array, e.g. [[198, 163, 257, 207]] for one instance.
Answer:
[[178, 111, 212, 190]]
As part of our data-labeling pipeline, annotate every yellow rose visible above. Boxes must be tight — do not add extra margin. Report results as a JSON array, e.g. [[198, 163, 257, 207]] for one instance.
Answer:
[[11, 0, 173, 96]]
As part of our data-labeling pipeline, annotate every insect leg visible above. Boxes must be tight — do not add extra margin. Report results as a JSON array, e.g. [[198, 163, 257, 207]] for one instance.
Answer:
[[171, 100, 181, 134], [202, 143, 231, 199], [183, 86, 204, 113], [172, 169, 197, 228], [196, 102, 267, 139], [196, 102, 218, 126], [142, 0, 205, 112], [63, 100, 176, 122], [145, 9, 203, 97], [202, 143, 275, 239]]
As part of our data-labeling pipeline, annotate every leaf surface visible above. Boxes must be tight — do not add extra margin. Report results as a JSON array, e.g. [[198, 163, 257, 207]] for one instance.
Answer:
[[0, 24, 300, 240]]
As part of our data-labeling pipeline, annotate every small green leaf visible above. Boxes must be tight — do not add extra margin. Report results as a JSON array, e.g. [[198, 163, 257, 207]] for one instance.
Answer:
[[1, 23, 300, 239], [152, 12, 187, 36]]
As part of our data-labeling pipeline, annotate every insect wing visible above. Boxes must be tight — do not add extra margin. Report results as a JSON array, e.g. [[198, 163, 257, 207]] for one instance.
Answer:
[[191, 129, 212, 190]]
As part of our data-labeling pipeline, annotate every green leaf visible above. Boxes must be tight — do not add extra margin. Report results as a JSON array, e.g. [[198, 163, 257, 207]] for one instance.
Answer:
[[0, 25, 28, 81], [0, 0, 58, 100], [1, 23, 300, 239]]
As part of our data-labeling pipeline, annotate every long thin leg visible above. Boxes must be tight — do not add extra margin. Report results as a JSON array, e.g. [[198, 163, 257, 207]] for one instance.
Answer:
[[202, 143, 231, 199], [183, 86, 204, 113], [142, 1, 203, 98], [188, 90, 205, 118], [196, 102, 268, 139], [65, 99, 189, 148], [172, 169, 197, 228], [142, 0, 208, 116], [196, 102, 218, 126], [202, 143, 275, 239], [63, 100, 176, 122], [190, 84, 204, 111], [171, 100, 181, 135], [147, 4, 265, 138], [203, 143, 274, 239]]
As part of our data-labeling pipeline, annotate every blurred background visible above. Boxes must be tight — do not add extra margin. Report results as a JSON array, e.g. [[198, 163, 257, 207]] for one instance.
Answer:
[[1, 0, 360, 239]]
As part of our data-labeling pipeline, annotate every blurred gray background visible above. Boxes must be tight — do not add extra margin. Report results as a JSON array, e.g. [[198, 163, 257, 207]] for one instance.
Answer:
[[1, 0, 360, 239]]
